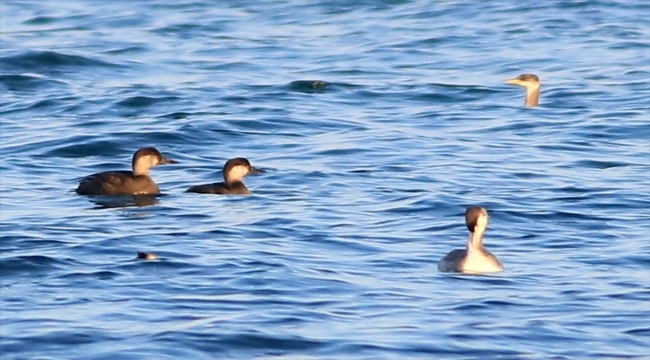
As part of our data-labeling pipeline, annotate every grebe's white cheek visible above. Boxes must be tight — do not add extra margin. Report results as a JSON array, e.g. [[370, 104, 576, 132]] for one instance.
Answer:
[[477, 215, 488, 229]]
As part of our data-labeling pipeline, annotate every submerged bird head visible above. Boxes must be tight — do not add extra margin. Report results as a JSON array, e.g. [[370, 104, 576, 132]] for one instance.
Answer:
[[222, 157, 263, 184], [504, 73, 541, 107], [132, 147, 177, 176]]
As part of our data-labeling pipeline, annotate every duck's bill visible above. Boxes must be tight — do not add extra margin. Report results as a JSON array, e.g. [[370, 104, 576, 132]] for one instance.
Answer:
[[250, 166, 265, 174], [161, 157, 178, 165]]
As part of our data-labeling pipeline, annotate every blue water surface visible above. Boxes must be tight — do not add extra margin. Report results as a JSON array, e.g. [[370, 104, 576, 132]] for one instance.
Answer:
[[1, 1, 649, 359]]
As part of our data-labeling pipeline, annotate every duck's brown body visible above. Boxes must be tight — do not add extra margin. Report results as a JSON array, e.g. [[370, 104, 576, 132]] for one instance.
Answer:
[[76, 171, 161, 195], [187, 181, 250, 195]]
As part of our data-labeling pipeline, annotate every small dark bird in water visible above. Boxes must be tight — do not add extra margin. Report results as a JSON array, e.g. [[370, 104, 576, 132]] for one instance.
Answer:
[[137, 251, 158, 260], [76, 147, 177, 196], [186, 157, 262, 195], [504, 73, 541, 107], [438, 206, 504, 274]]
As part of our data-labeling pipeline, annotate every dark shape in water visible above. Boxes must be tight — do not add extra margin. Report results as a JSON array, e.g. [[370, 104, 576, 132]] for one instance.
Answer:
[[289, 80, 329, 93], [137, 252, 158, 260]]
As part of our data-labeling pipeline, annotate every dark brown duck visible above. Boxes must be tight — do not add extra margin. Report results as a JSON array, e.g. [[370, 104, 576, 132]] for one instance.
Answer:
[[187, 157, 261, 195], [76, 147, 177, 195]]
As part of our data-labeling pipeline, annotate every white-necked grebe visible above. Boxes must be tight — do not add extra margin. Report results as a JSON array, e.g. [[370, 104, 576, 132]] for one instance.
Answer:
[[505, 73, 541, 107], [438, 206, 504, 274]]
